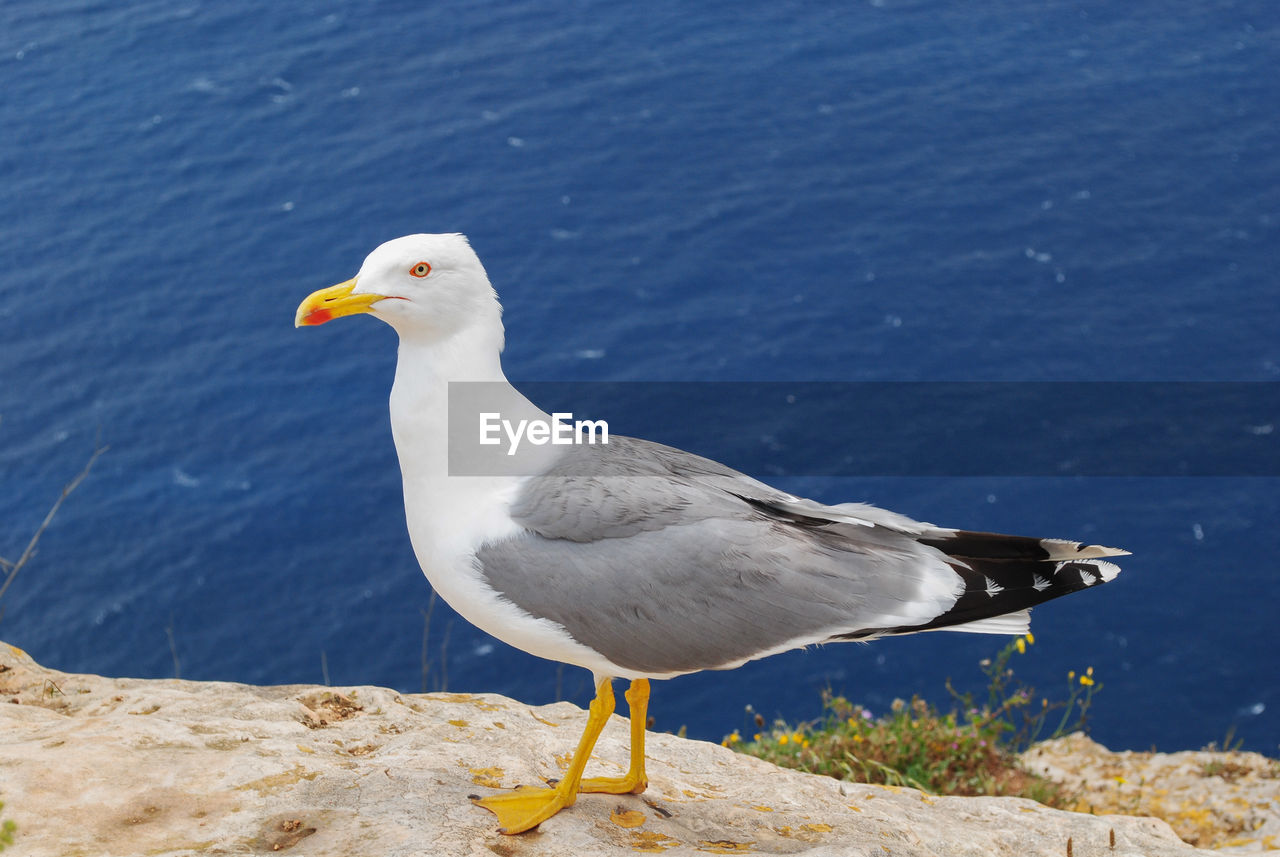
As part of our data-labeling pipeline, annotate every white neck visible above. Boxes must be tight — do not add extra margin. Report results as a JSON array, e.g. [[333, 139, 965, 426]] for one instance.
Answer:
[[389, 318, 509, 479], [386, 313, 549, 575]]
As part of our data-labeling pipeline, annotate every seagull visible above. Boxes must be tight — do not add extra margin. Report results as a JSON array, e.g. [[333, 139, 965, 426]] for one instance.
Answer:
[[295, 233, 1127, 834]]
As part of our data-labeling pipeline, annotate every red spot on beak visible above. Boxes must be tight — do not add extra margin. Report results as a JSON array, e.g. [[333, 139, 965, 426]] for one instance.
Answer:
[[305, 308, 333, 325]]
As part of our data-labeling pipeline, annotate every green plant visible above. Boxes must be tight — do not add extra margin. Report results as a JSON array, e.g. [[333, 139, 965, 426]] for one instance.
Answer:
[[725, 635, 1103, 807], [946, 633, 1102, 755], [0, 800, 17, 851]]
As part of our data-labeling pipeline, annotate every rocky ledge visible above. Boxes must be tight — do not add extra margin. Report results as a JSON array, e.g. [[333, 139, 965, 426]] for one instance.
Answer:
[[1022, 733, 1279, 852], [0, 643, 1266, 856]]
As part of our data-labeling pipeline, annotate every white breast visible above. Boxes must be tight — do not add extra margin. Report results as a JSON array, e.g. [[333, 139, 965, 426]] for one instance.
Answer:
[[388, 333, 627, 679]]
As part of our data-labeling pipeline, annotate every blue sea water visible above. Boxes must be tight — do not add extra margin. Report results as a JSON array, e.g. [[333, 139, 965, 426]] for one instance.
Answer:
[[2, 0, 1277, 754]]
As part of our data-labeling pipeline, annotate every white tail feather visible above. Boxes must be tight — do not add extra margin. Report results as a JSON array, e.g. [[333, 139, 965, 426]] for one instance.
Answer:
[[934, 609, 1032, 636]]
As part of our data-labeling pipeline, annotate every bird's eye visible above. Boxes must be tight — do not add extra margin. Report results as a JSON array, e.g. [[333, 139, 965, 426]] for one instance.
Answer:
[[409, 262, 431, 278]]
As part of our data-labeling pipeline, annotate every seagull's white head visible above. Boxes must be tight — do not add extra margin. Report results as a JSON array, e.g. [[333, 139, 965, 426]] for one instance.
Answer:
[[295, 233, 501, 342]]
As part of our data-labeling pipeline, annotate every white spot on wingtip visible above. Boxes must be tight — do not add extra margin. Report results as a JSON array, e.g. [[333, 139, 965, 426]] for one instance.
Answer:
[[982, 576, 1002, 597], [1094, 560, 1121, 582]]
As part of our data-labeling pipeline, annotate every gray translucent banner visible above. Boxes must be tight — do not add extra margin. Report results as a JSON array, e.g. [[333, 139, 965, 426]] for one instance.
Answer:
[[447, 382, 1279, 477]]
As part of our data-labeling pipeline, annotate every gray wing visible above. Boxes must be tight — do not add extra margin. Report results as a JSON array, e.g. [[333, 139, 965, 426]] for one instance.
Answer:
[[505, 435, 931, 539], [474, 436, 962, 675]]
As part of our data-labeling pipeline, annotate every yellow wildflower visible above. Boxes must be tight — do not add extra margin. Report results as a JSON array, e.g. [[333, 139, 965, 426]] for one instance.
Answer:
[[1080, 674, 1095, 687], [1014, 638, 1026, 654], [1026, 632, 1035, 645], [1067, 670, 1075, 681], [778, 734, 789, 745]]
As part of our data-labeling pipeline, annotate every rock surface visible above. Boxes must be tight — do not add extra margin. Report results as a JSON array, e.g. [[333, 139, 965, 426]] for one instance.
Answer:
[[0, 643, 1216, 856], [1022, 733, 1280, 852]]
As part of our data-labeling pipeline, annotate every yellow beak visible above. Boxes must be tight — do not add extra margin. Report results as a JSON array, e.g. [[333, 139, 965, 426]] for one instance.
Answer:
[[294, 278, 386, 327]]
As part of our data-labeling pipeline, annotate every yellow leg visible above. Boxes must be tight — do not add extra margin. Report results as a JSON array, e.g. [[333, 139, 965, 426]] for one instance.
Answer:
[[474, 677, 617, 834], [580, 678, 649, 795]]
